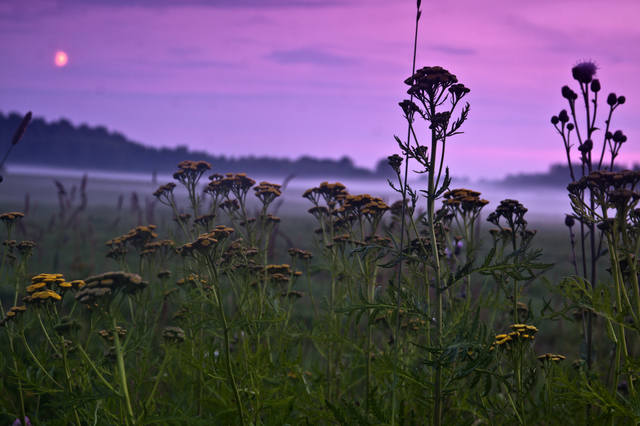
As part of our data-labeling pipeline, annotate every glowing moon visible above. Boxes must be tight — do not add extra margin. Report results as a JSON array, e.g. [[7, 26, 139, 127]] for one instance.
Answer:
[[54, 51, 68, 67]]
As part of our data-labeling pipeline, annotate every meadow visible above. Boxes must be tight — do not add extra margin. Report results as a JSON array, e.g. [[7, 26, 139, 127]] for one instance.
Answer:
[[2, 7, 640, 426]]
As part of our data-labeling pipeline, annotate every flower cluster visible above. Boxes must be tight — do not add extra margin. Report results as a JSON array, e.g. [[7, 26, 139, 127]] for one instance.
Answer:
[[490, 324, 538, 351], [0, 305, 27, 326], [98, 326, 127, 342], [172, 160, 211, 185], [0, 212, 24, 231], [404, 66, 458, 101], [537, 353, 566, 363], [176, 273, 207, 288], [162, 326, 186, 343], [207, 173, 255, 201], [75, 271, 147, 306], [106, 225, 158, 259], [303, 182, 348, 209], [568, 170, 640, 218], [23, 273, 84, 305], [178, 225, 234, 257], [443, 188, 489, 216], [254, 181, 282, 207], [153, 182, 177, 205], [288, 248, 313, 260]]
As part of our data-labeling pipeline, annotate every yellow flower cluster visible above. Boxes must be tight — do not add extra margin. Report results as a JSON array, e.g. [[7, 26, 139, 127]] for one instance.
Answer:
[[265, 264, 301, 284], [153, 182, 177, 200], [254, 181, 282, 205], [288, 248, 313, 260], [98, 326, 127, 342], [490, 324, 538, 350], [443, 188, 489, 214], [303, 182, 348, 207], [75, 271, 146, 306], [162, 326, 186, 343], [537, 353, 566, 363], [0, 211, 24, 224], [106, 225, 159, 259], [173, 160, 212, 182], [23, 273, 84, 305], [178, 226, 234, 257], [337, 194, 390, 222], [0, 305, 27, 326], [176, 273, 207, 288], [207, 173, 256, 199], [140, 239, 175, 257]]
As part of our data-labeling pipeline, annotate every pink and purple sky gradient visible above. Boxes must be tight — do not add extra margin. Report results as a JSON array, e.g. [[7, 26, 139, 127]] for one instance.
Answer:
[[1, 0, 639, 178]]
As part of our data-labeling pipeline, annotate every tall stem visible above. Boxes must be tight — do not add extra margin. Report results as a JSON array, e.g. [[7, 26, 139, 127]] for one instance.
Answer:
[[428, 99, 444, 426], [391, 4, 421, 423]]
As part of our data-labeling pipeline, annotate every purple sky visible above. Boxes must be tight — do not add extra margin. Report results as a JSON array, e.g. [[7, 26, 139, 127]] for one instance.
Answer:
[[1, 0, 639, 179]]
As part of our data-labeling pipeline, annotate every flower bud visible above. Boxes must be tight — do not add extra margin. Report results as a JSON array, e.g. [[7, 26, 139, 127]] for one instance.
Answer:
[[11, 111, 32, 146], [558, 110, 569, 123], [578, 139, 593, 153], [607, 93, 617, 106], [572, 61, 597, 84], [565, 214, 575, 227], [561, 85, 576, 100], [567, 123, 574, 131], [387, 154, 403, 174], [551, 116, 559, 125], [617, 96, 626, 105], [605, 131, 613, 140], [590, 79, 601, 92], [613, 130, 625, 143]]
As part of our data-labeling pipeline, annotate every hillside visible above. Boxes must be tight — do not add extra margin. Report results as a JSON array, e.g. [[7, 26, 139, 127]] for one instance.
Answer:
[[0, 112, 394, 178]]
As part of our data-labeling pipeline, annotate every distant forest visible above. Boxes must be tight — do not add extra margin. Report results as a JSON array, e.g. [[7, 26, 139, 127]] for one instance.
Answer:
[[0, 112, 394, 178], [498, 162, 640, 187]]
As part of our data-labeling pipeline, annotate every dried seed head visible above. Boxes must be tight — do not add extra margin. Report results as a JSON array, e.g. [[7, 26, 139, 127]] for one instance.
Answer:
[[572, 61, 597, 84], [11, 111, 32, 146]]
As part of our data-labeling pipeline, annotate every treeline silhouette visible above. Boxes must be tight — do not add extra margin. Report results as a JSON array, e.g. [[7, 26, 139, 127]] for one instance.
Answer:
[[498, 163, 640, 187], [0, 112, 394, 178]]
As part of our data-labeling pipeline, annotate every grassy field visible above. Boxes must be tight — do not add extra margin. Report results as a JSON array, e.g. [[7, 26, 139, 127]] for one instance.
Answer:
[[1, 165, 634, 425]]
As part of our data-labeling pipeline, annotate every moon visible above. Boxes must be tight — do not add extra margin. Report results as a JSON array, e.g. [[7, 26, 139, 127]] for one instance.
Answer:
[[54, 50, 68, 67]]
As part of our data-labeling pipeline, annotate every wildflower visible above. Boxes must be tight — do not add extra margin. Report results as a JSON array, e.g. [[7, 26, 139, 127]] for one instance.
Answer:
[[537, 353, 566, 363], [12, 416, 31, 426], [561, 85, 578, 101], [387, 154, 403, 174], [0, 305, 27, 326], [153, 182, 177, 205], [172, 160, 211, 186], [254, 181, 282, 206], [288, 248, 313, 260], [405, 66, 458, 100], [194, 213, 216, 228], [564, 214, 575, 227], [162, 326, 186, 343], [24, 289, 62, 304], [572, 61, 597, 84], [398, 99, 421, 121], [75, 271, 147, 306], [176, 273, 207, 288], [98, 326, 127, 342], [0, 212, 24, 225]]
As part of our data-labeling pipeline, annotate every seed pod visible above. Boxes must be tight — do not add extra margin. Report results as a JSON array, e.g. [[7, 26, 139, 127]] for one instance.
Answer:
[[11, 111, 32, 146]]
